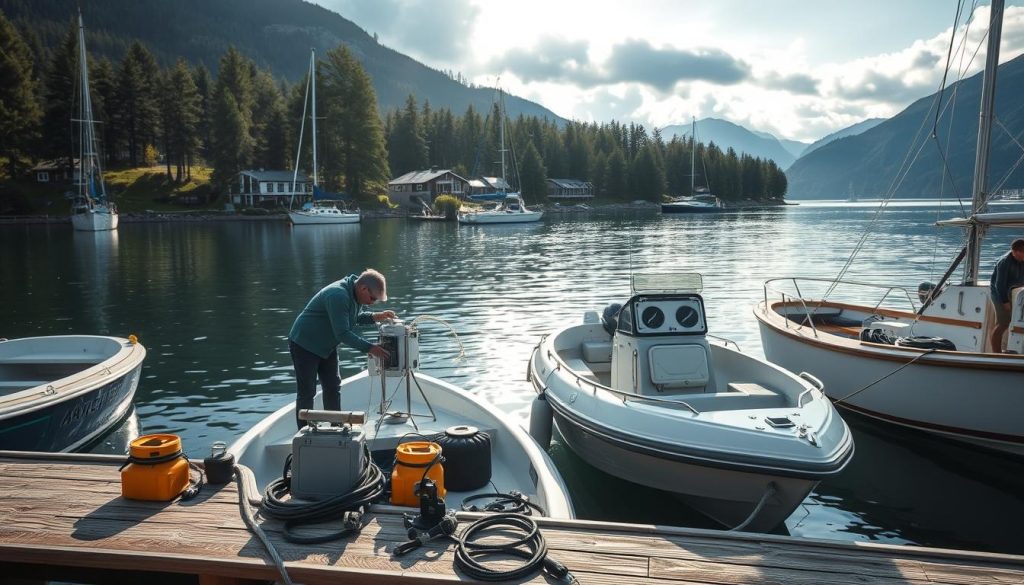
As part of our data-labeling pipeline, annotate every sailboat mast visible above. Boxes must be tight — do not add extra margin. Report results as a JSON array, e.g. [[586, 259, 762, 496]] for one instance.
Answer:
[[690, 117, 696, 196], [311, 49, 318, 189], [499, 88, 507, 193], [77, 10, 105, 201], [965, 0, 1004, 285]]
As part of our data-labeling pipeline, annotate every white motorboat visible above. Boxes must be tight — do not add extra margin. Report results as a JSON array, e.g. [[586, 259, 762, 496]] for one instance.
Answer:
[[529, 273, 853, 532], [458, 193, 543, 224], [230, 320, 573, 519], [0, 335, 146, 452], [69, 11, 118, 232], [288, 201, 360, 225], [755, 1, 1024, 456], [286, 49, 361, 226]]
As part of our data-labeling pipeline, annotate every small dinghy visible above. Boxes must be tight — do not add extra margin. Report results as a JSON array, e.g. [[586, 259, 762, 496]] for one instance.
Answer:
[[528, 273, 853, 531], [230, 321, 573, 520], [0, 335, 146, 452]]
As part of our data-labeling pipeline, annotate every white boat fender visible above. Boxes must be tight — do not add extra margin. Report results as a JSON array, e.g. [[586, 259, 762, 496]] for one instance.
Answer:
[[529, 392, 553, 449]]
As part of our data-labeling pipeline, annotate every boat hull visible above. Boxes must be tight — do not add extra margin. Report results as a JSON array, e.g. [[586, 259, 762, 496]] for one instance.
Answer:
[[755, 303, 1024, 455], [288, 210, 360, 225], [551, 413, 815, 531], [529, 320, 852, 531], [458, 211, 543, 224], [661, 203, 722, 214], [0, 336, 146, 452], [71, 210, 118, 231], [230, 370, 574, 519]]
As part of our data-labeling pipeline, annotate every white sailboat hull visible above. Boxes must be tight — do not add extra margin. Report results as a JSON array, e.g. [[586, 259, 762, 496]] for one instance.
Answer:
[[755, 302, 1024, 455], [71, 209, 118, 231], [288, 210, 360, 225], [458, 210, 543, 224]]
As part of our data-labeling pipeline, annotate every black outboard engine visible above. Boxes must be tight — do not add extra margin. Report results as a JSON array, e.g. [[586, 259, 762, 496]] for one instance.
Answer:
[[918, 281, 937, 304], [601, 303, 622, 335]]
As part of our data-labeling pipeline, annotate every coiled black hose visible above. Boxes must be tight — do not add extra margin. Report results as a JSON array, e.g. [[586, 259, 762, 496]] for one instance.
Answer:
[[260, 445, 386, 543], [452, 513, 574, 582]]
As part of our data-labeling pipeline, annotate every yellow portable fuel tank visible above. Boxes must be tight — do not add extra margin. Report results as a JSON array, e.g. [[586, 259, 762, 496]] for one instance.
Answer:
[[121, 434, 190, 501], [390, 441, 445, 506]]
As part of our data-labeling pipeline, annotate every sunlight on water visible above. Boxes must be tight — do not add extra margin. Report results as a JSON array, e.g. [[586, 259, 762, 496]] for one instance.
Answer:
[[2, 199, 1023, 553]]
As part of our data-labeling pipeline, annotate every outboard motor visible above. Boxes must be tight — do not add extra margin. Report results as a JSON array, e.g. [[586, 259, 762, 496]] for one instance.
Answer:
[[601, 303, 622, 336], [918, 281, 937, 304]]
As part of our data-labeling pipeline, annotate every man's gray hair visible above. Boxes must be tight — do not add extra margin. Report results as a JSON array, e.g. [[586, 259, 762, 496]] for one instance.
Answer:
[[356, 269, 388, 301]]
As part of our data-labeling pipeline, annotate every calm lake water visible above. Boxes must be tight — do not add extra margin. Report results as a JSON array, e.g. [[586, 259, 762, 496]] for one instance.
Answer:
[[3, 199, 1023, 554]]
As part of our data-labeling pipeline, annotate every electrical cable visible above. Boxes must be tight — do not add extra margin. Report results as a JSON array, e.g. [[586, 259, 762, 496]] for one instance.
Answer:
[[260, 443, 386, 543], [451, 513, 574, 582], [460, 491, 547, 516]]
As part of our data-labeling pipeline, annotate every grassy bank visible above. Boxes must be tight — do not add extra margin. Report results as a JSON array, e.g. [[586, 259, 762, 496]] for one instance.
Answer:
[[0, 165, 222, 215]]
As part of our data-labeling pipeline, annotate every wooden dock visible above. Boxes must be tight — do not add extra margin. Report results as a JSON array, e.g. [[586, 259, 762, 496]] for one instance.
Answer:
[[1, 451, 1022, 584]]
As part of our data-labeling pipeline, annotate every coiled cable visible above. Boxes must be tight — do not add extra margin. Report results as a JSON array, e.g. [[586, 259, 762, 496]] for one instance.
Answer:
[[452, 513, 574, 582], [260, 444, 385, 543]]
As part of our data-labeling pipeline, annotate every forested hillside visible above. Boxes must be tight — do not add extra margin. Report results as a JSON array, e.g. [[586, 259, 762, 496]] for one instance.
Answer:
[[0, 1, 789, 208], [0, 0, 561, 122]]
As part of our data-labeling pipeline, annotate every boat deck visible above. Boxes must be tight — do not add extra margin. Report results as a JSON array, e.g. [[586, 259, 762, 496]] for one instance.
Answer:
[[1, 451, 1022, 584]]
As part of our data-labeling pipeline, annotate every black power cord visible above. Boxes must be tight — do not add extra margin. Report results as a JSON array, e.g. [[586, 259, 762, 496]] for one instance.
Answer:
[[452, 513, 575, 583], [461, 490, 546, 516], [260, 444, 386, 543]]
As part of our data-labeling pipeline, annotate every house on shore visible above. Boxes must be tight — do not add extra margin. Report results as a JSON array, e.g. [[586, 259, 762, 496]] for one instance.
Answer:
[[388, 168, 469, 209], [30, 159, 80, 184], [234, 170, 310, 207], [546, 178, 594, 201]]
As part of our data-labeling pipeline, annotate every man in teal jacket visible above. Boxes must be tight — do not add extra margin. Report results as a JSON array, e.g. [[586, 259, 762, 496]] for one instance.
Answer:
[[989, 238, 1024, 353], [289, 269, 394, 428]]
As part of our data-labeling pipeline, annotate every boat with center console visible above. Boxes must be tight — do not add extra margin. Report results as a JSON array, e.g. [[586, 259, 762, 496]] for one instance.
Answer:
[[529, 273, 853, 531]]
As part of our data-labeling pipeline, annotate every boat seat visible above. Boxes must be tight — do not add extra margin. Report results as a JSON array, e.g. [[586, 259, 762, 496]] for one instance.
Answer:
[[580, 341, 612, 363], [676, 382, 790, 411]]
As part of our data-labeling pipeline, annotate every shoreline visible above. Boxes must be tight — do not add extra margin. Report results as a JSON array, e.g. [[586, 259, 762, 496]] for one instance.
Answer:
[[0, 199, 793, 224]]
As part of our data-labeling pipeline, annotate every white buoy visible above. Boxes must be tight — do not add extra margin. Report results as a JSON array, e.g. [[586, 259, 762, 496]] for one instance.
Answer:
[[528, 392, 553, 449]]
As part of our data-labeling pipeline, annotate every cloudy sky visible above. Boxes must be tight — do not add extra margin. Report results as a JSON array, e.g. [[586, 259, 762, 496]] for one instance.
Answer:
[[311, 0, 1024, 143]]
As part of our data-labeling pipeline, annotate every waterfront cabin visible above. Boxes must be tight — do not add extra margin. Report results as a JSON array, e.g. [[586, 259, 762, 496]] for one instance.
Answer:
[[388, 168, 469, 209], [30, 159, 80, 184], [467, 176, 516, 201], [234, 170, 310, 207], [547, 178, 594, 201]]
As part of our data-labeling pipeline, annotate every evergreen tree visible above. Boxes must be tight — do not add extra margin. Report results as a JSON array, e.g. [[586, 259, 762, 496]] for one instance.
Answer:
[[0, 10, 43, 179], [90, 57, 118, 167], [116, 42, 160, 166], [191, 64, 213, 163], [40, 19, 76, 173], [518, 141, 547, 201], [605, 148, 628, 200], [388, 94, 428, 175], [458, 104, 483, 176], [630, 144, 666, 202], [159, 59, 201, 182], [251, 70, 288, 170], [209, 87, 250, 190], [318, 45, 388, 199]]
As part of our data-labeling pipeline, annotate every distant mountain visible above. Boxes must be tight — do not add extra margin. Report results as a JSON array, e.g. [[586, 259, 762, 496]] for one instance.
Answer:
[[785, 54, 1024, 199], [800, 118, 884, 158], [777, 138, 811, 159], [1, 0, 564, 121], [661, 118, 799, 168]]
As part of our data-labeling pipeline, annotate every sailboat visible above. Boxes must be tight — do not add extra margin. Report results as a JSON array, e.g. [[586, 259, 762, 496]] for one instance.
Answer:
[[755, 0, 1024, 456], [69, 11, 118, 232], [287, 49, 360, 226], [459, 88, 542, 224], [661, 117, 723, 214]]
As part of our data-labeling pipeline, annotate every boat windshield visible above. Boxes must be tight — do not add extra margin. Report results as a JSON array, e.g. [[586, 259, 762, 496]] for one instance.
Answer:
[[631, 272, 703, 294]]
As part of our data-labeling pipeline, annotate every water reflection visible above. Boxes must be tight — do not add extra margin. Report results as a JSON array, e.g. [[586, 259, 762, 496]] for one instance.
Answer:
[[2, 202, 1023, 553]]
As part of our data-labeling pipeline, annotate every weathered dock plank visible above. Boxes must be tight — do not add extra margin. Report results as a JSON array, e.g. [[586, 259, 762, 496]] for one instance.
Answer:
[[0, 452, 1021, 584]]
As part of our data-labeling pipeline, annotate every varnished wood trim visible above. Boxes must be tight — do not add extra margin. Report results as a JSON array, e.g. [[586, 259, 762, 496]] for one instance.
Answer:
[[756, 307, 1024, 372], [771, 300, 983, 329]]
